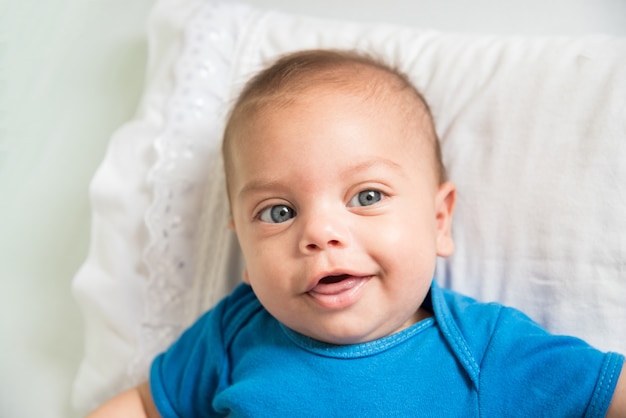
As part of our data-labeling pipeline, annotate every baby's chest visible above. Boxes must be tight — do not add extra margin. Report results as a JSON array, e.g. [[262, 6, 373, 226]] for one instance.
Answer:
[[214, 335, 478, 416]]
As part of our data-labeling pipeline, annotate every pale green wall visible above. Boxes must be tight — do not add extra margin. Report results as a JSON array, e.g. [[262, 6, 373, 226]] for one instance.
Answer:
[[1, 1, 154, 416]]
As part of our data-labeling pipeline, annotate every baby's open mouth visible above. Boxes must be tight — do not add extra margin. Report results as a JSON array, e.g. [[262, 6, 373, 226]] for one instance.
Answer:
[[307, 273, 372, 309], [318, 274, 351, 284], [308, 273, 371, 296]]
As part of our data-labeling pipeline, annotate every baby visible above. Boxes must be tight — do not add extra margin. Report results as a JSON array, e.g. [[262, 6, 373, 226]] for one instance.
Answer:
[[90, 49, 625, 417]]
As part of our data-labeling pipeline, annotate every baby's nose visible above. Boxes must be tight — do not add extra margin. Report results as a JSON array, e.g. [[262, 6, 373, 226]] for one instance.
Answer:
[[298, 211, 350, 253]]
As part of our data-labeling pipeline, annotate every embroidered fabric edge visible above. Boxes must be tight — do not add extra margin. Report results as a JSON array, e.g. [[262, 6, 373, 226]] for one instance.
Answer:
[[129, 1, 255, 381]]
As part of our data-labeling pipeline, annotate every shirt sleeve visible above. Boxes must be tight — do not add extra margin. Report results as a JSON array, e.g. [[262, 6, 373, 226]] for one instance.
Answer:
[[150, 308, 223, 418], [149, 299, 229, 418], [477, 306, 624, 417]]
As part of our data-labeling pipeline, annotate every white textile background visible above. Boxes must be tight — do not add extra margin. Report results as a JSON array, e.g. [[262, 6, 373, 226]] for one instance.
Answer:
[[1, 1, 624, 417]]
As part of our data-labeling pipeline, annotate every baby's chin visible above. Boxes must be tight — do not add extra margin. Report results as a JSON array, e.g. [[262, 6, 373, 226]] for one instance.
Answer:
[[294, 319, 413, 346]]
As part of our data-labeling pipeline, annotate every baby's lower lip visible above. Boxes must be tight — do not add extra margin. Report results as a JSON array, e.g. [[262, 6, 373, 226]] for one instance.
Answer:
[[307, 275, 371, 310]]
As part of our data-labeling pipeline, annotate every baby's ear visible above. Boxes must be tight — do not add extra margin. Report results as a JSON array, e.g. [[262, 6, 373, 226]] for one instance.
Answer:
[[434, 181, 456, 257]]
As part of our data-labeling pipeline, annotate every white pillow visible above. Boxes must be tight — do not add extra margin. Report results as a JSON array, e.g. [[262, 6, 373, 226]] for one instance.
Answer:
[[72, 0, 626, 412]]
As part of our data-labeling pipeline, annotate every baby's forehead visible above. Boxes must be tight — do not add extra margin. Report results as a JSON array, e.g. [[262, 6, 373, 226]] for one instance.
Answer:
[[232, 65, 433, 150], [236, 83, 436, 173], [224, 51, 446, 193]]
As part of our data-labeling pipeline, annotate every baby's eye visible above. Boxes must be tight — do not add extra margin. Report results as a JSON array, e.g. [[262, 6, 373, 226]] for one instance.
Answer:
[[258, 204, 296, 223], [348, 190, 383, 207]]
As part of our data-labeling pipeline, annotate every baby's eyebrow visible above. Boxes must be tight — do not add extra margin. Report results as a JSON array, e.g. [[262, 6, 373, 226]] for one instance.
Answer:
[[341, 158, 404, 177], [238, 179, 287, 201], [237, 157, 404, 200]]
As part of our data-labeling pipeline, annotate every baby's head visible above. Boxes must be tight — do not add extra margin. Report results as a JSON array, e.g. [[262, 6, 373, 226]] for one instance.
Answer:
[[222, 49, 456, 345]]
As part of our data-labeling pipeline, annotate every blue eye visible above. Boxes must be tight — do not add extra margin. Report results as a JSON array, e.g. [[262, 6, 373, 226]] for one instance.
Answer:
[[259, 205, 296, 223], [349, 190, 383, 207]]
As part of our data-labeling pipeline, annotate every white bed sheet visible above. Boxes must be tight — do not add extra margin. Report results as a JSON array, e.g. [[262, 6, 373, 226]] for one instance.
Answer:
[[2, 1, 625, 417]]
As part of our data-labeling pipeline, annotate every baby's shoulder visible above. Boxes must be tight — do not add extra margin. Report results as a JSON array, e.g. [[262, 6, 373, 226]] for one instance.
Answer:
[[437, 287, 512, 337], [436, 286, 563, 360], [436, 285, 607, 369]]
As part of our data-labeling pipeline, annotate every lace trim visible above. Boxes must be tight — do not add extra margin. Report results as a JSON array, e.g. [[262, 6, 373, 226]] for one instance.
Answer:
[[129, 1, 254, 381]]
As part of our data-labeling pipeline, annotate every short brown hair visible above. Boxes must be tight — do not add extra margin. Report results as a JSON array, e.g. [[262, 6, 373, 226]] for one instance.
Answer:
[[222, 49, 446, 196]]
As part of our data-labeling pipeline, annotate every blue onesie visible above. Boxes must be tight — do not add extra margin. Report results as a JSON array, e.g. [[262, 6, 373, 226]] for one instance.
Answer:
[[150, 281, 623, 417]]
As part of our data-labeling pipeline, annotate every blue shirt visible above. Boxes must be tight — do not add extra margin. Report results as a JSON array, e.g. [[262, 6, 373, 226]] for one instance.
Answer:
[[150, 281, 624, 417]]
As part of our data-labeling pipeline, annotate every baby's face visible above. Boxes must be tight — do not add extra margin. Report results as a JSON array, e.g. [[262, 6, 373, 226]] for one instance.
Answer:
[[228, 87, 455, 345]]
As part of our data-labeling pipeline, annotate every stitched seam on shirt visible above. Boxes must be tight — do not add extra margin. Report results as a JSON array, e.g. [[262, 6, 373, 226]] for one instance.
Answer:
[[476, 305, 505, 418], [281, 318, 435, 358], [585, 353, 624, 417], [435, 291, 481, 387]]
